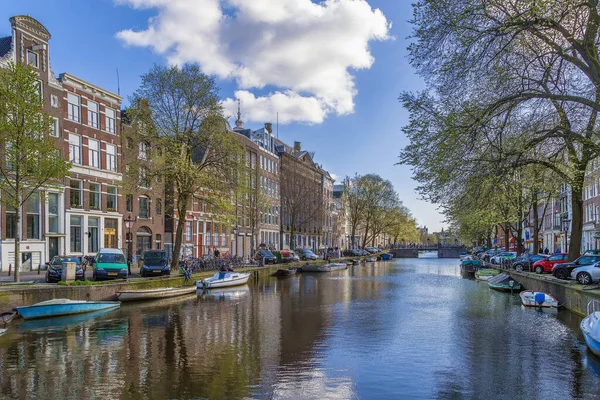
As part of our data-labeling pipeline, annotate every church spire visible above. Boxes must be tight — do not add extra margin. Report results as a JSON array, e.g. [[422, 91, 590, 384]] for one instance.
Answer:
[[235, 99, 243, 129]]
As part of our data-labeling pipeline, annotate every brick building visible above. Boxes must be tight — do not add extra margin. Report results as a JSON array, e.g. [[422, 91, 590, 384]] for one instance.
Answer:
[[0, 15, 122, 271]]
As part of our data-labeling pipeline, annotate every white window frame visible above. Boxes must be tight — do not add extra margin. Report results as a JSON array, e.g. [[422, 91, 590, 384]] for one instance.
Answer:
[[106, 144, 117, 172], [27, 50, 38, 68], [87, 100, 99, 129], [50, 118, 59, 137], [67, 93, 80, 122], [105, 108, 116, 134], [88, 139, 100, 168], [69, 133, 81, 164]]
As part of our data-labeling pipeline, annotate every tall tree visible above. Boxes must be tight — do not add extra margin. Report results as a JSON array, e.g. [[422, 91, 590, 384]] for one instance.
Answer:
[[0, 63, 71, 282], [401, 0, 600, 260], [129, 64, 244, 269], [343, 174, 368, 248]]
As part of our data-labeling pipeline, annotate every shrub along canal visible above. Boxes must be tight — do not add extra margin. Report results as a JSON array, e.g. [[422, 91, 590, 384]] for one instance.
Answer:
[[1, 256, 600, 399]]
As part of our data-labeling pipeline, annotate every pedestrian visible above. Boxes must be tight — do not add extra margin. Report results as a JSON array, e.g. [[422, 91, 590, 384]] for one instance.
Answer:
[[555, 247, 561, 254], [544, 247, 549, 255], [214, 247, 220, 258]]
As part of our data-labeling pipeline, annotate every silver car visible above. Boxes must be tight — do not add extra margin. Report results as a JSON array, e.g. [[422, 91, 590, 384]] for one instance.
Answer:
[[571, 261, 600, 285]]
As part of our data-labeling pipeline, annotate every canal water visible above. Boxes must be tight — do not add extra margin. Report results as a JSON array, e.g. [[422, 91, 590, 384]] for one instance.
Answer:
[[1, 256, 600, 399]]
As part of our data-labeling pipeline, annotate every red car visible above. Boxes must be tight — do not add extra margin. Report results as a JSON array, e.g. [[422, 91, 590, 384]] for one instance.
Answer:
[[532, 253, 569, 273]]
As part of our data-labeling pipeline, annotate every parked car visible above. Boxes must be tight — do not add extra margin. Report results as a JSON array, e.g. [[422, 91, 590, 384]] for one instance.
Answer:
[[481, 249, 502, 262], [255, 250, 277, 264], [296, 248, 318, 260], [344, 249, 363, 257], [532, 253, 568, 274], [92, 248, 128, 280], [511, 254, 547, 272], [278, 250, 300, 263], [571, 261, 600, 284], [365, 247, 380, 254], [45, 256, 85, 283], [140, 250, 170, 277], [490, 252, 517, 265], [553, 253, 600, 280]]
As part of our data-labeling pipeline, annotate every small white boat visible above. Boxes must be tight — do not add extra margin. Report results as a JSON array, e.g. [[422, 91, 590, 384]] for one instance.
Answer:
[[116, 286, 197, 302], [0, 328, 6, 336], [325, 263, 348, 271], [196, 271, 251, 289], [301, 264, 331, 272], [519, 291, 559, 308], [582, 301, 600, 357], [366, 258, 376, 263]]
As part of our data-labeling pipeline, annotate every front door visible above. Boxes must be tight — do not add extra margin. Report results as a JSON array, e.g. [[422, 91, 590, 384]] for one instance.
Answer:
[[49, 237, 59, 260]]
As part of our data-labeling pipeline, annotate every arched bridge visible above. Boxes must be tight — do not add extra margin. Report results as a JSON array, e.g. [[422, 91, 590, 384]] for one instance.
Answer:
[[389, 246, 467, 259]]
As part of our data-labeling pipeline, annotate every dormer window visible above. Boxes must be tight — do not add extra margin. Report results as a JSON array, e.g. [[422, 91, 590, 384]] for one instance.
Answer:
[[27, 50, 38, 68]]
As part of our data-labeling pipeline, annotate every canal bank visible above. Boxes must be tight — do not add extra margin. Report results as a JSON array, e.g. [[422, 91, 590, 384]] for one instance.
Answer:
[[508, 269, 600, 317], [0, 257, 363, 309]]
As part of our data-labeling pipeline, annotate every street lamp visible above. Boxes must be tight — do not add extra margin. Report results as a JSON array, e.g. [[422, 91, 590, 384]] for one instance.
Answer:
[[233, 226, 239, 257], [562, 217, 571, 254], [124, 215, 135, 275]]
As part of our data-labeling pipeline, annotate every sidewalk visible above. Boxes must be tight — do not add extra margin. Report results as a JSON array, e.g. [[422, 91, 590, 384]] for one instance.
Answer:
[[0, 270, 46, 283]]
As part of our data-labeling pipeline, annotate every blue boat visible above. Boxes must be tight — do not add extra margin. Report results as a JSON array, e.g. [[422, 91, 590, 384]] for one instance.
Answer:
[[380, 253, 393, 261], [16, 299, 121, 320], [582, 301, 600, 357]]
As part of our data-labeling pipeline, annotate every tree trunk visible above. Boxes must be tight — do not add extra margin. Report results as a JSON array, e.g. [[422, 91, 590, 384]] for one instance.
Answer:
[[290, 224, 295, 250], [569, 186, 584, 262], [504, 223, 510, 251], [532, 194, 539, 254], [14, 203, 21, 283], [170, 192, 189, 270]]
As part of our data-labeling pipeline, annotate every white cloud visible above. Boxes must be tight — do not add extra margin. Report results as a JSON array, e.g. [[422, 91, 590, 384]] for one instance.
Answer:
[[116, 0, 391, 124]]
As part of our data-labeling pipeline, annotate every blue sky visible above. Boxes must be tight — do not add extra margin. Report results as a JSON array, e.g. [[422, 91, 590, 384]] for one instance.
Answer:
[[0, 0, 446, 231]]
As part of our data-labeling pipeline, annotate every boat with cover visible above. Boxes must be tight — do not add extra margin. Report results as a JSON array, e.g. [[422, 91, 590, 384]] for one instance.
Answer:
[[272, 268, 297, 277], [380, 253, 393, 261], [487, 273, 521, 292], [460, 259, 481, 275], [300, 264, 331, 272], [474, 269, 501, 281], [582, 300, 600, 357], [519, 291, 559, 308], [196, 271, 251, 289], [116, 286, 197, 302], [15, 299, 121, 320], [325, 263, 348, 271]]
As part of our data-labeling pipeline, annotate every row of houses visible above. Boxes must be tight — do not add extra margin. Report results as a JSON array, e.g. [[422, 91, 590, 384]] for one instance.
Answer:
[[0, 15, 351, 271]]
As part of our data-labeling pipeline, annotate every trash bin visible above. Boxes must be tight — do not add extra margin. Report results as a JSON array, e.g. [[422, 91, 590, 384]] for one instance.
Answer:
[[61, 262, 77, 282]]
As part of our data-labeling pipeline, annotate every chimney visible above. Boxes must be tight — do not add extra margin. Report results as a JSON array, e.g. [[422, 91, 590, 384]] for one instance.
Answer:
[[264, 122, 273, 133], [294, 141, 301, 152]]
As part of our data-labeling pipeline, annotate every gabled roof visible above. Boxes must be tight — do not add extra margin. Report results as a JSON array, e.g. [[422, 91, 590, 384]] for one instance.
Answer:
[[0, 36, 12, 58]]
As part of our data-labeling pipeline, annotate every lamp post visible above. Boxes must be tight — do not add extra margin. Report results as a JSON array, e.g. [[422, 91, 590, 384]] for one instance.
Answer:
[[233, 226, 239, 257], [124, 215, 134, 276], [562, 217, 571, 254]]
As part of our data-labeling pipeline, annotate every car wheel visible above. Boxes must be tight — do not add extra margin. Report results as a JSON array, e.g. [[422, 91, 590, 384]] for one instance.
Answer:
[[535, 266, 543, 274], [515, 264, 523, 272], [555, 268, 568, 280], [578, 272, 593, 285], [45, 273, 49, 283]]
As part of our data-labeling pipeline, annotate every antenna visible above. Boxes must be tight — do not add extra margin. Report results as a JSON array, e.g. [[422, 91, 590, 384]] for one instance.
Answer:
[[116, 68, 120, 96]]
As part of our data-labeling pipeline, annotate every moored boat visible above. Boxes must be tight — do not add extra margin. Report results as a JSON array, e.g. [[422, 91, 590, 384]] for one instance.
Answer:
[[0, 328, 6, 336], [474, 269, 501, 281], [272, 268, 297, 277], [0, 310, 17, 325], [366, 257, 376, 263], [196, 271, 251, 289], [325, 263, 348, 271], [15, 299, 121, 320], [519, 291, 559, 308], [380, 253, 393, 261], [487, 273, 521, 292], [300, 264, 331, 272], [459, 252, 469, 260], [460, 259, 481, 275], [116, 286, 197, 302], [582, 301, 600, 357]]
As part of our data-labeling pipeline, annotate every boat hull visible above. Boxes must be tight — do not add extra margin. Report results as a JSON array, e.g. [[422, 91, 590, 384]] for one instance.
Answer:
[[582, 313, 600, 357], [487, 273, 521, 292], [117, 286, 196, 302], [301, 265, 331, 272], [380, 254, 393, 261], [16, 301, 121, 320], [272, 269, 296, 277], [520, 291, 559, 308], [196, 272, 251, 289], [0, 328, 6, 336], [326, 263, 348, 271]]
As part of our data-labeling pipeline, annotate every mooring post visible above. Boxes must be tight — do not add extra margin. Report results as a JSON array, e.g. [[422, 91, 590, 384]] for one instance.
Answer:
[[8, 264, 11, 277]]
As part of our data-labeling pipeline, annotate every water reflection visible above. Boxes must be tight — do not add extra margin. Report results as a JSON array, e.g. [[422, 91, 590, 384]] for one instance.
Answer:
[[0, 259, 599, 399]]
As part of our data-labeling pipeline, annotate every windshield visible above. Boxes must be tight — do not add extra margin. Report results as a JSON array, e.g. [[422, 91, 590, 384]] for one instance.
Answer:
[[50, 257, 80, 266], [144, 251, 167, 266], [98, 253, 126, 264], [578, 256, 600, 265], [260, 251, 274, 257]]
